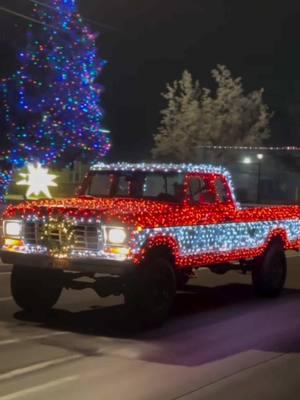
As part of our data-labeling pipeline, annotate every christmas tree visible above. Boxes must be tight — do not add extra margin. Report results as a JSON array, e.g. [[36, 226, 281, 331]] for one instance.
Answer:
[[2, 0, 110, 171]]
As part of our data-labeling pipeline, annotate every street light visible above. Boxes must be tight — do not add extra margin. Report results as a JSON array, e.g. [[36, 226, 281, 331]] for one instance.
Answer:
[[257, 153, 264, 161], [243, 156, 252, 164]]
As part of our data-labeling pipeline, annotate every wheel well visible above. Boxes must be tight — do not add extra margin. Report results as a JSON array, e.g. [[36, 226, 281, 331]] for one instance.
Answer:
[[267, 234, 285, 250], [144, 245, 175, 266]]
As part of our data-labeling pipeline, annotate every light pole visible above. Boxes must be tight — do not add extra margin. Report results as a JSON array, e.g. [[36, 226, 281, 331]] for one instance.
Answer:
[[256, 154, 264, 204], [243, 154, 264, 204]]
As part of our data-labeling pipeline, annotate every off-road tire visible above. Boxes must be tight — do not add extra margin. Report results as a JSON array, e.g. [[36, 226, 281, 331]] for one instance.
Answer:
[[11, 266, 63, 313], [252, 241, 287, 298], [124, 256, 176, 328]]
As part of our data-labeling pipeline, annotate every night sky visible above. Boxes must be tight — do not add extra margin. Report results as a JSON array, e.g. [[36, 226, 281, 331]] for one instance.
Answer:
[[1, 0, 300, 160]]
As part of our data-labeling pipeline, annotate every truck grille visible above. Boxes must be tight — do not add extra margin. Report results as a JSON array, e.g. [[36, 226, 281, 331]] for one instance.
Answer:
[[49, 228, 67, 247], [73, 224, 100, 251], [24, 222, 42, 245], [23, 222, 101, 252]]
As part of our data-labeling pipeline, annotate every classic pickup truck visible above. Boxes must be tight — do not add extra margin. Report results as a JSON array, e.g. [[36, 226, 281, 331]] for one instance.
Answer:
[[1, 162, 300, 326]]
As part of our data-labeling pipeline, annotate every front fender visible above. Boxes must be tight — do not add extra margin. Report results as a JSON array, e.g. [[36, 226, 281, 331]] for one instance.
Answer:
[[131, 231, 180, 265]]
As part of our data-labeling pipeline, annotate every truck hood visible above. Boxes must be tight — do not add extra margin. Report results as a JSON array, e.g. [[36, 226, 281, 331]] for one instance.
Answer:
[[3, 197, 181, 228]]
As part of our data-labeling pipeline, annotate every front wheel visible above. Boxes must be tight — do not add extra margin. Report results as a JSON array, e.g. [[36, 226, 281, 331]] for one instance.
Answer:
[[11, 266, 63, 313], [124, 257, 176, 328], [175, 270, 191, 290], [252, 241, 287, 298]]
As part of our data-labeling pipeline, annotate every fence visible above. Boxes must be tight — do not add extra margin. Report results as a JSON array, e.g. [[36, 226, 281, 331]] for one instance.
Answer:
[[201, 149, 300, 205]]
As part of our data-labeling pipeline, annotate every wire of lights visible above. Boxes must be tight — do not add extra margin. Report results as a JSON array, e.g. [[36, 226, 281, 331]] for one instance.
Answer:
[[197, 145, 300, 152]]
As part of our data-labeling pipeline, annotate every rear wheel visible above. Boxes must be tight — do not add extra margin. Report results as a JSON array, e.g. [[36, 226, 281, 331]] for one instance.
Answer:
[[11, 266, 63, 313], [124, 256, 176, 328], [252, 241, 287, 298]]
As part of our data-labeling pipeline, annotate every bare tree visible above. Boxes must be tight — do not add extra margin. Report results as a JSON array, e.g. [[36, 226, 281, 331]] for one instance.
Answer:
[[153, 65, 272, 162]]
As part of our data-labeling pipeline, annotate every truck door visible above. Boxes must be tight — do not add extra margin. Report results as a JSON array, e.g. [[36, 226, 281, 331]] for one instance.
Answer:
[[185, 174, 238, 257], [214, 175, 237, 221]]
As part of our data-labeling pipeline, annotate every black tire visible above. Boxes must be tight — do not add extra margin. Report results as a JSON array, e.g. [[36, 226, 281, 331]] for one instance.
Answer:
[[124, 256, 176, 328], [11, 266, 63, 313], [175, 270, 190, 290], [252, 241, 287, 298]]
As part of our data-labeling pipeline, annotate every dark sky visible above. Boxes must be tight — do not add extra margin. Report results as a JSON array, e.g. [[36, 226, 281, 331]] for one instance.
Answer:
[[83, 0, 300, 159], [1, 0, 300, 160]]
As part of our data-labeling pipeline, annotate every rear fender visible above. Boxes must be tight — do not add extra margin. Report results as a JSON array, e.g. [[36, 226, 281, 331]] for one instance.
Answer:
[[265, 228, 288, 250]]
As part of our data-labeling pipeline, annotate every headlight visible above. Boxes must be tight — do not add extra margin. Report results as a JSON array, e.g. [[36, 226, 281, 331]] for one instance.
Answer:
[[107, 228, 127, 245], [4, 221, 23, 238]]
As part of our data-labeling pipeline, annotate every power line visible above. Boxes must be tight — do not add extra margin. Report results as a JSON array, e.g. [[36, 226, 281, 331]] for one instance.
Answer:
[[27, 0, 117, 31], [0, 2, 117, 33], [0, 5, 62, 31]]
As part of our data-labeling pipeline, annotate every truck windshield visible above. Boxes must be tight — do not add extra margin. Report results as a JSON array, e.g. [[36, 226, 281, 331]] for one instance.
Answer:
[[82, 171, 185, 203]]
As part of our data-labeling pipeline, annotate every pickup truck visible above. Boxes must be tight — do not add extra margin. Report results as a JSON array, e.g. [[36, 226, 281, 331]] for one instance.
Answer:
[[1, 162, 300, 327]]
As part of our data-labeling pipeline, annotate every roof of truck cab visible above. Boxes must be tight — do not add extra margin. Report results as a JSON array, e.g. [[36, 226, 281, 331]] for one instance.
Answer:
[[90, 162, 239, 206], [91, 162, 230, 176]]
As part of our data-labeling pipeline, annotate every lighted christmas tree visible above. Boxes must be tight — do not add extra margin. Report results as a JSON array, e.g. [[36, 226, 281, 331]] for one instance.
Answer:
[[2, 0, 110, 170], [0, 80, 15, 196]]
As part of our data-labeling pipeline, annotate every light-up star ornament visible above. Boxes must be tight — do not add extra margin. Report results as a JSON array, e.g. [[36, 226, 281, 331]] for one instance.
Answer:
[[17, 163, 58, 198]]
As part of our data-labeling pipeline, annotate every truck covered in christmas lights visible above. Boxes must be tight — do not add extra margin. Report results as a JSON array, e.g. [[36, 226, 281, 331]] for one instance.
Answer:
[[1, 163, 300, 326]]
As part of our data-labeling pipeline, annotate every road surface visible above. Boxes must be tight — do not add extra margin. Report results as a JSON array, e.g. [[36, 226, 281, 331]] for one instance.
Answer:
[[0, 256, 300, 400]]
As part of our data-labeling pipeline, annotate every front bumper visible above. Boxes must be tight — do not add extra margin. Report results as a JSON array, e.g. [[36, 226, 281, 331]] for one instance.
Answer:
[[0, 251, 136, 276]]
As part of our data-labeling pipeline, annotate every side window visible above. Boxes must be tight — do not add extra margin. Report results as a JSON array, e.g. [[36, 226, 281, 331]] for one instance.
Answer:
[[215, 178, 230, 203], [189, 178, 203, 204], [115, 176, 130, 196], [188, 177, 216, 205]]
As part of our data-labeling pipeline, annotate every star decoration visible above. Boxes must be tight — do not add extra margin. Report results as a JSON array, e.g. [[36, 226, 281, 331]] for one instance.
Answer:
[[17, 163, 58, 198]]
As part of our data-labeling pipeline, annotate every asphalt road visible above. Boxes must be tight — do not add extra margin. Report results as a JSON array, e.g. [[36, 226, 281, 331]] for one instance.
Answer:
[[0, 256, 300, 400]]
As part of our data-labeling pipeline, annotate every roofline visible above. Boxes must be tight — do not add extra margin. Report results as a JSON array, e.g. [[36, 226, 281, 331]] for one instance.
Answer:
[[91, 162, 229, 175], [90, 162, 239, 207]]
